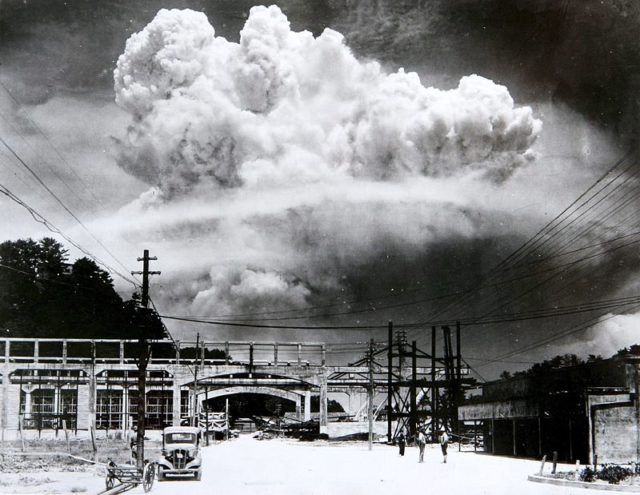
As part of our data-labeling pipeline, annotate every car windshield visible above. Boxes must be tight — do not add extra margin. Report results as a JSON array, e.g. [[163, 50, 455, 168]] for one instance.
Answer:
[[165, 433, 197, 444]]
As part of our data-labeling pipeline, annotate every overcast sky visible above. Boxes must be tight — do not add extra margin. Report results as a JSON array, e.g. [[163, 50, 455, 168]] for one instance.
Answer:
[[1, 0, 639, 378]]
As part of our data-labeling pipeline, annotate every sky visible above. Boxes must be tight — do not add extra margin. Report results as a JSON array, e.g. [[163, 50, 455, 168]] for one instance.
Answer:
[[1, 0, 639, 379]]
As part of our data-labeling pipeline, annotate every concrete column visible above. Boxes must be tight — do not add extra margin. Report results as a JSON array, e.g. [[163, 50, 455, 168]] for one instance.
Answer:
[[175, 341, 180, 365], [295, 395, 301, 421], [119, 341, 124, 365], [319, 372, 328, 435], [321, 345, 326, 366], [304, 390, 311, 421], [33, 340, 39, 363], [62, 341, 67, 365], [21, 385, 33, 415], [297, 344, 302, 365], [172, 381, 181, 426], [274, 344, 278, 365], [54, 387, 60, 416]]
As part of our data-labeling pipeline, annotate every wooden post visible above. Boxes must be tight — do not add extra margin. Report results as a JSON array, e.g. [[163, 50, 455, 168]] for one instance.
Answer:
[[225, 342, 229, 365], [568, 419, 573, 462], [62, 340, 67, 365], [18, 415, 25, 452], [387, 321, 393, 443], [249, 342, 254, 374], [90, 425, 97, 457], [474, 420, 477, 453], [538, 416, 542, 457], [225, 398, 229, 441], [538, 454, 547, 475], [297, 343, 301, 365], [63, 419, 70, 452], [321, 344, 326, 366], [552, 451, 558, 474], [431, 326, 437, 441], [205, 386, 209, 447], [513, 419, 517, 456], [192, 335, 199, 427], [274, 343, 278, 365], [33, 339, 39, 363], [410, 341, 417, 436], [175, 340, 180, 365], [491, 418, 495, 454], [119, 341, 124, 365], [368, 339, 374, 451]]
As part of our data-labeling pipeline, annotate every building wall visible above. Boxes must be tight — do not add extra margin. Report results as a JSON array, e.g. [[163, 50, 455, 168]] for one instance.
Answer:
[[593, 402, 638, 464]]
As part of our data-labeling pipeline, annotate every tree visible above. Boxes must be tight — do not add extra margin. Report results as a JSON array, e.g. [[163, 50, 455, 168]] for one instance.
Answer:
[[0, 237, 159, 341]]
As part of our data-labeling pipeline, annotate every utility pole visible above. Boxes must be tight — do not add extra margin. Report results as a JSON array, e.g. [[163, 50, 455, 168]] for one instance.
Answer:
[[387, 321, 393, 443], [192, 333, 200, 427], [368, 338, 374, 451], [131, 249, 160, 469]]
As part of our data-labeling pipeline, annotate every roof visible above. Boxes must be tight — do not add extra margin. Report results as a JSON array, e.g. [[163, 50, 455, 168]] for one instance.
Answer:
[[163, 426, 201, 435]]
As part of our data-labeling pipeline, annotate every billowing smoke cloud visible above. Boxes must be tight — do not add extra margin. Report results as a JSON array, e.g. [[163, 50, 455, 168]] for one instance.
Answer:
[[112, 6, 542, 319]]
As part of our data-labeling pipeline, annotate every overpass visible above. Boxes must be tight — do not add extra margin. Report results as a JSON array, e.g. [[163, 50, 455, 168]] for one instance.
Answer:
[[0, 332, 470, 440]]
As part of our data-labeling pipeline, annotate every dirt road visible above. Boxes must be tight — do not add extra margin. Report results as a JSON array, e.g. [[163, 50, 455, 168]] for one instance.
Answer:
[[126, 434, 615, 495]]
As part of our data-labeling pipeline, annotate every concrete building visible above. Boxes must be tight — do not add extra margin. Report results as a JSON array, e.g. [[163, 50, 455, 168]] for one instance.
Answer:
[[458, 356, 640, 464]]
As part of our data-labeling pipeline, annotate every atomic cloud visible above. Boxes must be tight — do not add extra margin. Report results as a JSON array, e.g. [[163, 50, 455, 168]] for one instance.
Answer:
[[112, 6, 542, 318]]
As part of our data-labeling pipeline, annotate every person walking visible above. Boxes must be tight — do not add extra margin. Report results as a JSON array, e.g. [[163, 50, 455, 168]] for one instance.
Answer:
[[416, 428, 426, 463], [440, 428, 449, 463], [397, 431, 406, 456]]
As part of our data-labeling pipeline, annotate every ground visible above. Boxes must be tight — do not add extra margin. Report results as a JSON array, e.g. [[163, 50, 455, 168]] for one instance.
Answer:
[[0, 435, 624, 494]]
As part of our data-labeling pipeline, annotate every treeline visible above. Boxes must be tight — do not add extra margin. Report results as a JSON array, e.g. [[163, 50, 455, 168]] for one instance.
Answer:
[[498, 346, 640, 381], [0, 237, 165, 340]]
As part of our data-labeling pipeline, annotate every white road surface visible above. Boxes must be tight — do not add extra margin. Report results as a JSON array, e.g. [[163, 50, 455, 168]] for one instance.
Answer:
[[124, 434, 617, 495]]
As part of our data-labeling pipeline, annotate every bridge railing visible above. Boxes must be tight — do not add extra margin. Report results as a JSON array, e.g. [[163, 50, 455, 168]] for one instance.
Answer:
[[0, 338, 327, 367]]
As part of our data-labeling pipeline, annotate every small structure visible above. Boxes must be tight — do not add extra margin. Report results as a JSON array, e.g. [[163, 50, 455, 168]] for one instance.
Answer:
[[459, 356, 640, 464]]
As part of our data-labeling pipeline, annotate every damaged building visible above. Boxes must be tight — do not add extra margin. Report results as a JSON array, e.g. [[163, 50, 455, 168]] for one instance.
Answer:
[[458, 356, 640, 464]]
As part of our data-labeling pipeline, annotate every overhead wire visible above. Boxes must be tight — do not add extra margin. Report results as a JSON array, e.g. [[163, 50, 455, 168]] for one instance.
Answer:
[[0, 182, 139, 287], [0, 80, 104, 206], [0, 134, 137, 286]]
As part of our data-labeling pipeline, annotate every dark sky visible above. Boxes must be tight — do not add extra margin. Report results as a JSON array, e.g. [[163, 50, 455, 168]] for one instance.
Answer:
[[1, 0, 640, 378], [2, 0, 639, 133]]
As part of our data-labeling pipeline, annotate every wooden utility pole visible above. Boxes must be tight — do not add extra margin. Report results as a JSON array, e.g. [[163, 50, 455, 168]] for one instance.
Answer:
[[131, 249, 160, 469], [387, 321, 393, 443], [192, 333, 200, 427], [368, 339, 374, 451]]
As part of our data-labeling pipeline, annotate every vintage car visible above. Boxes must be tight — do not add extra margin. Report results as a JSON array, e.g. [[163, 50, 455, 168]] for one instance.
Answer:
[[156, 426, 203, 481]]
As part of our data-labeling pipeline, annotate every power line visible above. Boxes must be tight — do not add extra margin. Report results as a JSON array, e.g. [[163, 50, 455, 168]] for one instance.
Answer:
[[0, 80, 104, 206], [0, 182, 138, 287], [160, 314, 389, 330], [0, 135, 137, 284]]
